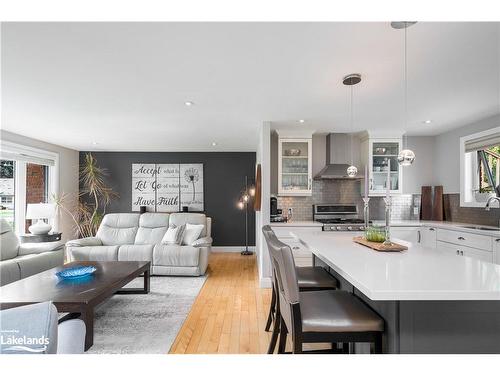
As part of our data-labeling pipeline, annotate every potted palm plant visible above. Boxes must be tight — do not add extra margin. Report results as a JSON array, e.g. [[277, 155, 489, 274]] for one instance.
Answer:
[[55, 153, 118, 238]]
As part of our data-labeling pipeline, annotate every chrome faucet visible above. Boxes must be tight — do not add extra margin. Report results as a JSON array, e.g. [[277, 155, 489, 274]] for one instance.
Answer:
[[485, 196, 500, 211]]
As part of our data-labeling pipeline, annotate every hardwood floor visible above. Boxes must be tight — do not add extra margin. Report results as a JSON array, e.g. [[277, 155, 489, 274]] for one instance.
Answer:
[[169, 252, 272, 354]]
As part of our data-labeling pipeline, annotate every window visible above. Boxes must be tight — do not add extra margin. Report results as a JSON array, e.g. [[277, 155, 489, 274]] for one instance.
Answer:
[[0, 159, 15, 228], [0, 141, 58, 235], [460, 127, 500, 207]]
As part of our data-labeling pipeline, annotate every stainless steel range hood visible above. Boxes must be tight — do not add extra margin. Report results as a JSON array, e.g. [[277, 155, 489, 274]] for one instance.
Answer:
[[314, 133, 363, 180]]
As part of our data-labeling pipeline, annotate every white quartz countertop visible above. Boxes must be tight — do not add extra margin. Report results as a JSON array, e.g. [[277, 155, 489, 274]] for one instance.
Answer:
[[292, 229, 500, 301]]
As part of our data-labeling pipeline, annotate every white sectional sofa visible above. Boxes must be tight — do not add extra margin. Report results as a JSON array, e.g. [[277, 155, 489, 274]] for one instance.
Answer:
[[66, 212, 212, 276], [0, 219, 64, 286]]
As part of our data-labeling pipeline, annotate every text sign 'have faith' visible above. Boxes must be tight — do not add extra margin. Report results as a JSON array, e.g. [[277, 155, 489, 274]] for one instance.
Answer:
[[132, 163, 204, 212]]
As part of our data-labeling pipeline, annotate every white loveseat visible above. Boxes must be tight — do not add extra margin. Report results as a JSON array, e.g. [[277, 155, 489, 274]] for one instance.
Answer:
[[66, 213, 212, 276]]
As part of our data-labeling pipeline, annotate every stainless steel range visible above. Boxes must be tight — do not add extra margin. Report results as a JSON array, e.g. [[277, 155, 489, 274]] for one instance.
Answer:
[[313, 203, 368, 232]]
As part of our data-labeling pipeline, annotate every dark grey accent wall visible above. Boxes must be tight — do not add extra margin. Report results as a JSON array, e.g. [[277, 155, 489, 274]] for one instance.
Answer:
[[79, 152, 256, 246]]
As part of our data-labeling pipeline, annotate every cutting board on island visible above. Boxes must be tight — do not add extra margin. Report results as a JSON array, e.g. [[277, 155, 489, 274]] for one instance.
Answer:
[[353, 236, 408, 252]]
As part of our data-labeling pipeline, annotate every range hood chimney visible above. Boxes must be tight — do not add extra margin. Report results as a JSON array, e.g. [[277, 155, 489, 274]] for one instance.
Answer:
[[314, 133, 362, 180]]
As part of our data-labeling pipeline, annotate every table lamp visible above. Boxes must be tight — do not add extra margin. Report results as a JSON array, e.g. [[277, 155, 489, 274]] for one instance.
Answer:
[[26, 203, 55, 235]]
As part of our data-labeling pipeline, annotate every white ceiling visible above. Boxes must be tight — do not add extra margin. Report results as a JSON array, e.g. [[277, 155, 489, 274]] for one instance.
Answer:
[[1, 22, 499, 151]]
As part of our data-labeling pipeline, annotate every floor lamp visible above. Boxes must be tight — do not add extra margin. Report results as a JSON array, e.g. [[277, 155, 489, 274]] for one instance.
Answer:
[[238, 176, 255, 256]]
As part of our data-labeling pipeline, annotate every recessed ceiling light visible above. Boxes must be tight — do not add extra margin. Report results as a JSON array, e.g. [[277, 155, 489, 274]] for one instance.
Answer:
[[211, 142, 217, 146], [185, 101, 194, 106], [299, 119, 305, 123], [423, 120, 432, 124]]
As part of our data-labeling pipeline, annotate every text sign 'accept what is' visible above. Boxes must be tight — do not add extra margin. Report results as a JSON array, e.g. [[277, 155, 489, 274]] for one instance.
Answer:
[[132, 163, 204, 212]]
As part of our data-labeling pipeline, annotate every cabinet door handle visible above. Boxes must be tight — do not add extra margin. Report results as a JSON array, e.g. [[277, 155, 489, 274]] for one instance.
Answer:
[[429, 228, 435, 231], [460, 250, 464, 256], [292, 246, 300, 250], [417, 231, 421, 243], [456, 250, 460, 255], [458, 236, 465, 241], [496, 238, 500, 242]]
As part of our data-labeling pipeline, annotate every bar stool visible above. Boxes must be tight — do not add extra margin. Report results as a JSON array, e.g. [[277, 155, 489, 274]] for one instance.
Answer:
[[263, 227, 384, 354], [262, 226, 338, 353]]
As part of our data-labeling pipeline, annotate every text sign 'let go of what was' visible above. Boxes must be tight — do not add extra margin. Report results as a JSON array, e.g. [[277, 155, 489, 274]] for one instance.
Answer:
[[132, 163, 204, 212]]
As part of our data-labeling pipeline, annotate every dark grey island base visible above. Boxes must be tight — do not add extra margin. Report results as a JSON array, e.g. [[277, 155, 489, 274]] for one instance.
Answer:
[[314, 255, 500, 354]]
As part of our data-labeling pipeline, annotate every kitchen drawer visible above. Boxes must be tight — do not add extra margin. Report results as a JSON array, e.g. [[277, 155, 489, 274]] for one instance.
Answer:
[[270, 226, 321, 239], [437, 241, 494, 263], [436, 228, 493, 252], [279, 239, 313, 267]]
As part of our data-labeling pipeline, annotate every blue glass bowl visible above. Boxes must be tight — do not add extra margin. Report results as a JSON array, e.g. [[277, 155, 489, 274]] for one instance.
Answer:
[[56, 266, 97, 280]]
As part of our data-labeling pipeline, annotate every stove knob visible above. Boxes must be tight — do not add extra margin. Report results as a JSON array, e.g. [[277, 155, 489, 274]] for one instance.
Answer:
[[347, 226, 353, 231], [359, 226, 365, 231], [336, 226, 342, 231]]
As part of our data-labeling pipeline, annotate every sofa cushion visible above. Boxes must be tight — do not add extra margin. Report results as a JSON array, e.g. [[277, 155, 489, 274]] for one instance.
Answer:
[[182, 223, 204, 245], [169, 213, 208, 237], [153, 244, 200, 267], [69, 246, 119, 261], [0, 259, 21, 286], [118, 244, 154, 262], [161, 224, 185, 245], [134, 213, 169, 245], [97, 213, 140, 245], [18, 241, 64, 256], [15, 250, 64, 279], [0, 220, 19, 261]]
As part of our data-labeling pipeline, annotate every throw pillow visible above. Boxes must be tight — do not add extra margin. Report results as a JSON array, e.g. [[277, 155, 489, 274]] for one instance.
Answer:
[[161, 224, 185, 245], [182, 223, 205, 245]]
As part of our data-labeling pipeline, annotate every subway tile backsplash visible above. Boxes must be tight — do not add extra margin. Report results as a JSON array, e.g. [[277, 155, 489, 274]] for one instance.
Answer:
[[276, 181, 499, 227], [276, 180, 419, 222]]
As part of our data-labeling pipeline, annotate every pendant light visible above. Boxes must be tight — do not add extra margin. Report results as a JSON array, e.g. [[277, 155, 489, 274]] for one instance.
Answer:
[[343, 73, 361, 177], [393, 21, 416, 166]]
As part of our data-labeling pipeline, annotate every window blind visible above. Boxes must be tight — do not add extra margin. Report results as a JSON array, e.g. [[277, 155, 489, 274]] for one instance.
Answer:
[[464, 133, 500, 152], [0, 150, 56, 167]]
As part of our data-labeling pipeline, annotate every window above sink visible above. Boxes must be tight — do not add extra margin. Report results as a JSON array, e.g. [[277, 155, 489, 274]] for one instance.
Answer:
[[460, 126, 500, 207]]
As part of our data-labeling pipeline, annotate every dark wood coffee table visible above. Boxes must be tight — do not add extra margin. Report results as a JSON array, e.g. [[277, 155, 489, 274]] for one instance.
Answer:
[[0, 261, 150, 351]]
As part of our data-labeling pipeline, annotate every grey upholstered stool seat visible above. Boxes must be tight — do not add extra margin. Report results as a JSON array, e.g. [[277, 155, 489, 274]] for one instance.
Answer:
[[300, 290, 384, 333], [296, 267, 338, 290]]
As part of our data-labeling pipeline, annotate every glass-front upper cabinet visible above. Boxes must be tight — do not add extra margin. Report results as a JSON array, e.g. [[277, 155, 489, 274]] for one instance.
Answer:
[[278, 138, 312, 196], [367, 138, 403, 196]]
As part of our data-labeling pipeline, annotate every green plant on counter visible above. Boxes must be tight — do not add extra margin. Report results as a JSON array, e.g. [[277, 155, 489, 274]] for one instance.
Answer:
[[365, 226, 386, 243]]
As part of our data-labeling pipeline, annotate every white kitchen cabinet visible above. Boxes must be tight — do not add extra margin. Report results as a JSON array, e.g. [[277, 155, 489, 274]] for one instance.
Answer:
[[438, 241, 494, 263], [495, 238, 500, 264], [391, 227, 419, 243], [279, 238, 313, 267], [419, 226, 437, 248], [360, 136, 403, 196], [437, 228, 492, 252], [278, 138, 312, 196], [270, 224, 321, 267]]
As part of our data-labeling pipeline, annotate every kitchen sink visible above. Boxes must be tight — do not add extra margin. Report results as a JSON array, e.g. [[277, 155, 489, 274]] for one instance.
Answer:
[[461, 225, 500, 231]]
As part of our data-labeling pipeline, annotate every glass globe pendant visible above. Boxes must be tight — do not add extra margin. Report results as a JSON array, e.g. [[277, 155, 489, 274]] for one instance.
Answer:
[[394, 21, 416, 167], [347, 165, 358, 178], [397, 149, 415, 166], [343, 74, 361, 178]]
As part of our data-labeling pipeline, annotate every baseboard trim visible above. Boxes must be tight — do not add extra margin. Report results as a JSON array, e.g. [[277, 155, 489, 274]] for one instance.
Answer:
[[211, 246, 256, 253]]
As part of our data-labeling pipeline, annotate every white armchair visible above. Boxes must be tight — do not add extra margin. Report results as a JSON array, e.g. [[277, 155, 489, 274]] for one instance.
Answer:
[[0, 219, 64, 286]]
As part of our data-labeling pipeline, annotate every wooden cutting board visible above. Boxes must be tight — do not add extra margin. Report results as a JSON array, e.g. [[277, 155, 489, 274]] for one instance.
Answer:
[[432, 185, 444, 221], [420, 186, 433, 220], [353, 236, 408, 252]]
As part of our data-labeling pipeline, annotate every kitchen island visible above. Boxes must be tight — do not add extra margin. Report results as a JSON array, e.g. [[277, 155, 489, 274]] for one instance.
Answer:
[[292, 229, 500, 354]]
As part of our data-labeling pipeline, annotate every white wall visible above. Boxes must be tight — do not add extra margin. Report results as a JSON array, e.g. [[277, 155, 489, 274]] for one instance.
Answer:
[[433, 114, 500, 193], [0, 130, 79, 242], [257, 122, 272, 287], [402, 136, 436, 194]]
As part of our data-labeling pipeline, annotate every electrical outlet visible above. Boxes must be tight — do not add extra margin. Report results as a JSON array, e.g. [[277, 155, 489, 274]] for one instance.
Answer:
[[288, 208, 293, 215], [413, 207, 419, 215]]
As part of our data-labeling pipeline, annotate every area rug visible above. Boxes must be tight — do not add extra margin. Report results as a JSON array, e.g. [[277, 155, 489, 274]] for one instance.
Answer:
[[87, 275, 207, 354]]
